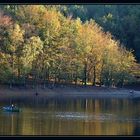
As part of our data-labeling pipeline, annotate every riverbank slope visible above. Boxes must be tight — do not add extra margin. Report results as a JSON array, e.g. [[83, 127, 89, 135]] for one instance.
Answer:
[[0, 85, 140, 100]]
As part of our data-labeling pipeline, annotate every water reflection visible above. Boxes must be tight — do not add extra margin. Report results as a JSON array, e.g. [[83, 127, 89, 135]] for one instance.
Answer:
[[0, 97, 140, 135], [133, 124, 140, 135], [54, 112, 116, 121]]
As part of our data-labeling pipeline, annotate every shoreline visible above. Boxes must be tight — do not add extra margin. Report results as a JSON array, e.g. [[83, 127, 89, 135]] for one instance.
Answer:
[[0, 85, 140, 100]]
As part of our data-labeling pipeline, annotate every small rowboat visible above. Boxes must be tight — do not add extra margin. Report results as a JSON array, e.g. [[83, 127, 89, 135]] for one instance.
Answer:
[[2, 106, 20, 112]]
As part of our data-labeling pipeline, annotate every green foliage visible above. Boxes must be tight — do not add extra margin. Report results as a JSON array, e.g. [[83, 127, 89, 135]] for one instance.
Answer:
[[22, 36, 43, 67], [0, 5, 138, 88], [62, 5, 140, 62]]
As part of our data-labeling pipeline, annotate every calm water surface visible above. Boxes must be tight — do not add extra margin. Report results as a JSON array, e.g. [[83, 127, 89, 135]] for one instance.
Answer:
[[0, 96, 140, 135]]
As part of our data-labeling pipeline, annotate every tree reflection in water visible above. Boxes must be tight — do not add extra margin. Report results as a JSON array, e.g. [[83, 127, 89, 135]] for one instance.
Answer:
[[0, 97, 139, 135]]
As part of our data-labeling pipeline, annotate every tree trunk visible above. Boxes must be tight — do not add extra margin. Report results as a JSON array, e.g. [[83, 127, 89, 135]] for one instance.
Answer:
[[46, 67, 50, 85], [10, 53, 14, 88], [17, 56, 21, 84], [43, 70, 46, 89], [84, 62, 87, 86], [32, 61, 37, 89], [75, 68, 78, 86], [99, 61, 104, 87], [92, 65, 96, 86], [35, 70, 39, 93], [23, 71, 26, 88], [120, 75, 124, 88], [58, 69, 61, 84]]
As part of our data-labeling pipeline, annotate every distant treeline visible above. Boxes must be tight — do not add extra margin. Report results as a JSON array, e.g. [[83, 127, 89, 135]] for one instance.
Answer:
[[0, 5, 139, 88], [58, 5, 140, 62]]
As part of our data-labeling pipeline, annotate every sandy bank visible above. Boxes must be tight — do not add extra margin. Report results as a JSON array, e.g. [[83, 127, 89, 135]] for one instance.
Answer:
[[0, 85, 140, 100]]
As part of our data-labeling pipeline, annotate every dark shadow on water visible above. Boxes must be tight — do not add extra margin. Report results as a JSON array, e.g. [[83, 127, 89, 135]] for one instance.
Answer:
[[133, 124, 140, 136]]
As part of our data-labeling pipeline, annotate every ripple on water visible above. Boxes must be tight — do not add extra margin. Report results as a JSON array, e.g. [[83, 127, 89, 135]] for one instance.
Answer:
[[21, 111, 140, 123], [54, 112, 140, 123], [54, 112, 116, 121]]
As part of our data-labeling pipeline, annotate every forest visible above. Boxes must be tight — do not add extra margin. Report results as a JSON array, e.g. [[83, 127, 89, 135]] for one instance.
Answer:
[[0, 5, 140, 89]]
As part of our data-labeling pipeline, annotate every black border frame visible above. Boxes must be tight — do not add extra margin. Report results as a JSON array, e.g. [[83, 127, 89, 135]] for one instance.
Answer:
[[0, 0, 140, 139]]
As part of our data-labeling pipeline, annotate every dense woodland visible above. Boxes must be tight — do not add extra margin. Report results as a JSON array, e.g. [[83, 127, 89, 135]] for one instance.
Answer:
[[0, 5, 140, 88], [59, 5, 140, 63]]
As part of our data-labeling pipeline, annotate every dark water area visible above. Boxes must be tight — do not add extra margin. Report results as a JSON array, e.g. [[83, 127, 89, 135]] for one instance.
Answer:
[[0, 97, 140, 135]]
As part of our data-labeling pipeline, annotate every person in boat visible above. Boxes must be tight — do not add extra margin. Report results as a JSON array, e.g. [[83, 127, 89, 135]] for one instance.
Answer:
[[11, 104, 17, 109], [129, 90, 134, 96], [11, 104, 14, 109]]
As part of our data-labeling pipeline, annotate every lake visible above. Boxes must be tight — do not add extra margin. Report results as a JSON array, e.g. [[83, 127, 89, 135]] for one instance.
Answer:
[[0, 97, 140, 135]]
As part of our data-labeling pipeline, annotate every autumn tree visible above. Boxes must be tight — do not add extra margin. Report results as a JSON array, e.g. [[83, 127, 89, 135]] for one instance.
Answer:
[[0, 5, 138, 89]]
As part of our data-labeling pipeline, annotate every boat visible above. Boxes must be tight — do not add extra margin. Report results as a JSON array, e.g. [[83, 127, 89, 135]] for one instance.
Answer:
[[2, 106, 20, 112]]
